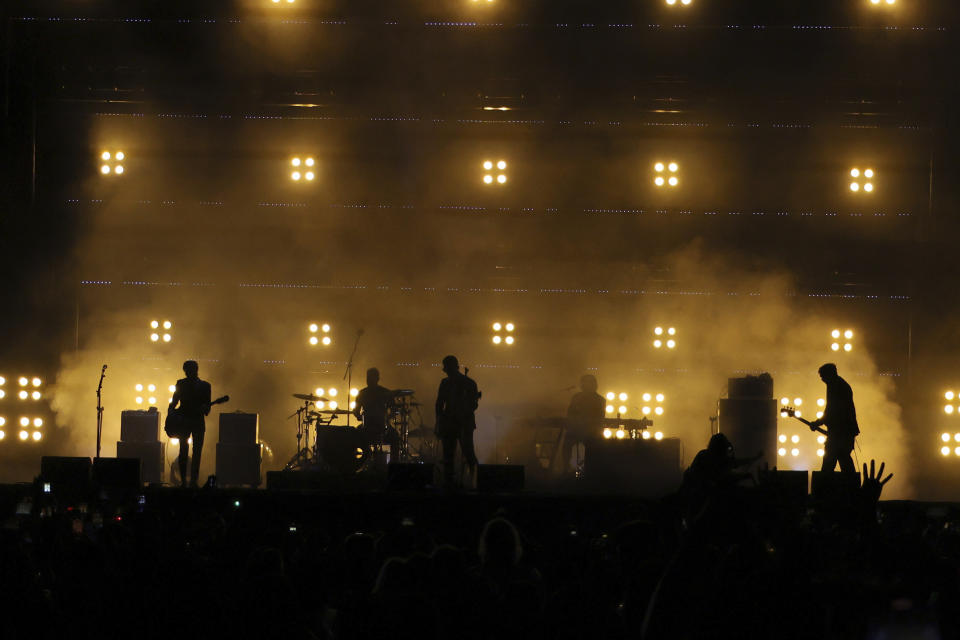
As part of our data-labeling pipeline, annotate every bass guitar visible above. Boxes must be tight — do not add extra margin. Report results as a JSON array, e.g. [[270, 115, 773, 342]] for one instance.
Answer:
[[781, 406, 828, 436], [165, 395, 230, 439]]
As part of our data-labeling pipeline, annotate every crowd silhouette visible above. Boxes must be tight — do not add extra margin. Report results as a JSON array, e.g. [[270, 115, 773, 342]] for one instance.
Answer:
[[1, 455, 955, 640]]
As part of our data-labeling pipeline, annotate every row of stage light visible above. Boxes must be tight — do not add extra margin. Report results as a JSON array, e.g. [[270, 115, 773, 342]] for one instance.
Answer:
[[98, 151, 882, 196], [133, 320, 854, 353], [266, 0, 900, 8]]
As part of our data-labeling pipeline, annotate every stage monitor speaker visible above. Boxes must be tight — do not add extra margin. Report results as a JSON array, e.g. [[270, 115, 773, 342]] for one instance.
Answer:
[[585, 438, 682, 496], [387, 463, 436, 490], [758, 469, 809, 515], [40, 456, 92, 491], [719, 396, 778, 469], [117, 441, 165, 484], [477, 464, 525, 493], [93, 457, 142, 491], [219, 412, 258, 444], [216, 443, 261, 486], [811, 471, 860, 503], [120, 410, 160, 442]]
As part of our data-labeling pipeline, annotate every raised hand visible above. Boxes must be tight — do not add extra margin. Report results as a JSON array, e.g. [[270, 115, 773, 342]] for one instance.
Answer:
[[860, 459, 893, 503]]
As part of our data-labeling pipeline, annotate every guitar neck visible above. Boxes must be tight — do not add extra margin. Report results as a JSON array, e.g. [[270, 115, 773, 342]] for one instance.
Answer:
[[792, 415, 827, 436]]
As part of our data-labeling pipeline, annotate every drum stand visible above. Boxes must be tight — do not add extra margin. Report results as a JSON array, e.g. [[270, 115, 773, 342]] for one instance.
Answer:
[[390, 395, 417, 462], [284, 401, 317, 471]]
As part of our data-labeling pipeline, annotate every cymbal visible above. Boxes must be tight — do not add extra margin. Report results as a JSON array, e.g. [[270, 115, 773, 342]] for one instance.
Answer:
[[316, 409, 353, 415], [393, 389, 416, 396], [293, 393, 329, 402]]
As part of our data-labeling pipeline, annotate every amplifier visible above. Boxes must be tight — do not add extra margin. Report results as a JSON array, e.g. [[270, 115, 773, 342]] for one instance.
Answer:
[[219, 412, 258, 444], [120, 410, 160, 442], [117, 441, 165, 484], [216, 443, 261, 486], [585, 437, 683, 496], [40, 456, 92, 491]]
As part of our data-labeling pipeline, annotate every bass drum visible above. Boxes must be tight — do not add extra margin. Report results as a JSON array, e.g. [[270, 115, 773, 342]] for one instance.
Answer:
[[316, 427, 366, 474]]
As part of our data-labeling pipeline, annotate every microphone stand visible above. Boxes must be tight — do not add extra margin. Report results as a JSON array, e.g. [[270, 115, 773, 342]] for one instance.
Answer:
[[96, 365, 107, 460], [343, 329, 363, 428]]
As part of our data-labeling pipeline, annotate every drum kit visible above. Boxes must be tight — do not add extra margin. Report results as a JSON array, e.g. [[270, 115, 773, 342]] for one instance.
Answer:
[[283, 389, 436, 473]]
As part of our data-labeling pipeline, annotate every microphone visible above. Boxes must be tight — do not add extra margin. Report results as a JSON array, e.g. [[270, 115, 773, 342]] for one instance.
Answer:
[[102, 364, 108, 372]]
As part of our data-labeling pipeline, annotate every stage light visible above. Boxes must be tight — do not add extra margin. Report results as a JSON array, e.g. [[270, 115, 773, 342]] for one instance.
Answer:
[[150, 319, 172, 343], [0, 417, 4, 427], [816, 449, 824, 457], [642, 430, 652, 439], [492, 321, 515, 346], [19, 417, 28, 427], [329, 401, 338, 410], [942, 446, 951, 456], [943, 433, 952, 442], [605, 404, 614, 413], [946, 405, 955, 415], [618, 392, 628, 402], [955, 433, 960, 443], [350, 388, 359, 397], [948, 391, 956, 401], [778, 447, 787, 456], [482, 160, 508, 186], [955, 446, 960, 456], [328, 388, 338, 397], [791, 448, 799, 457], [653, 326, 677, 349], [32, 431, 41, 441], [291, 157, 316, 181], [31, 391, 40, 400], [18, 377, 28, 387], [640, 391, 666, 417], [19, 430, 28, 441], [665, 0, 693, 4], [603, 428, 613, 439], [615, 428, 626, 439], [830, 328, 854, 352], [0, 430, 4, 440], [308, 322, 332, 347], [791, 435, 800, 444], [653, 162, 680, 188], [849, 168, 875, 194], [779, 434, 787, 443], [33, 418, 42, 427], [817, 435, 826, 445], [99, 150, 125, 177], [654, 431, 663, 440], [18, 391, 27, 400]]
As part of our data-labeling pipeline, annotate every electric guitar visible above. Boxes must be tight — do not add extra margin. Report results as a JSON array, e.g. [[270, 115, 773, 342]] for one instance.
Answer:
[[781, 406, 828, 436], [165, 395, 230, 439]]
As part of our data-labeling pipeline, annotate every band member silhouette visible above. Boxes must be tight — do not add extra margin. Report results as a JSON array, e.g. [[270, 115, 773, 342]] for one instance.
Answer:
[[168, 360, 212, 487], [354, 367, 399, 454], [809, 363, 859, 473], [435, 355, 480, 487], [562, 374, 605, 474]]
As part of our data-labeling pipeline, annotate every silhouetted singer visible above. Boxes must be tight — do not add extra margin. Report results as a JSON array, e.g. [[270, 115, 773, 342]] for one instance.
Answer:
[[435, 355, 480, 488], [168, 360, 212, 488], [354, 367, 399, 454], [562, 374, 605, 474], [809, 362, 859, 473]]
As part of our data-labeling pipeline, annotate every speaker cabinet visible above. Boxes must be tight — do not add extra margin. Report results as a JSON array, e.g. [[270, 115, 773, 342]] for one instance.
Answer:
[[93, 457, 142, 490], [387, 463, 435, 490], [477, 464, 525, 492], [219, 412, 258, 444], [40, 456, 92, 492], [585, 438, 682, 496], [120, 410, 160, 442], [719, 397, 778, 469], [216, 443, 261, 486], [117, 441, 165, 484]]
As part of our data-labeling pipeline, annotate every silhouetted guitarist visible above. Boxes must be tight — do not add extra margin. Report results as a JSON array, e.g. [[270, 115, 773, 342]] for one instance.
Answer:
[[809, 363, 859, 473], [169, 360, 212, 487]]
